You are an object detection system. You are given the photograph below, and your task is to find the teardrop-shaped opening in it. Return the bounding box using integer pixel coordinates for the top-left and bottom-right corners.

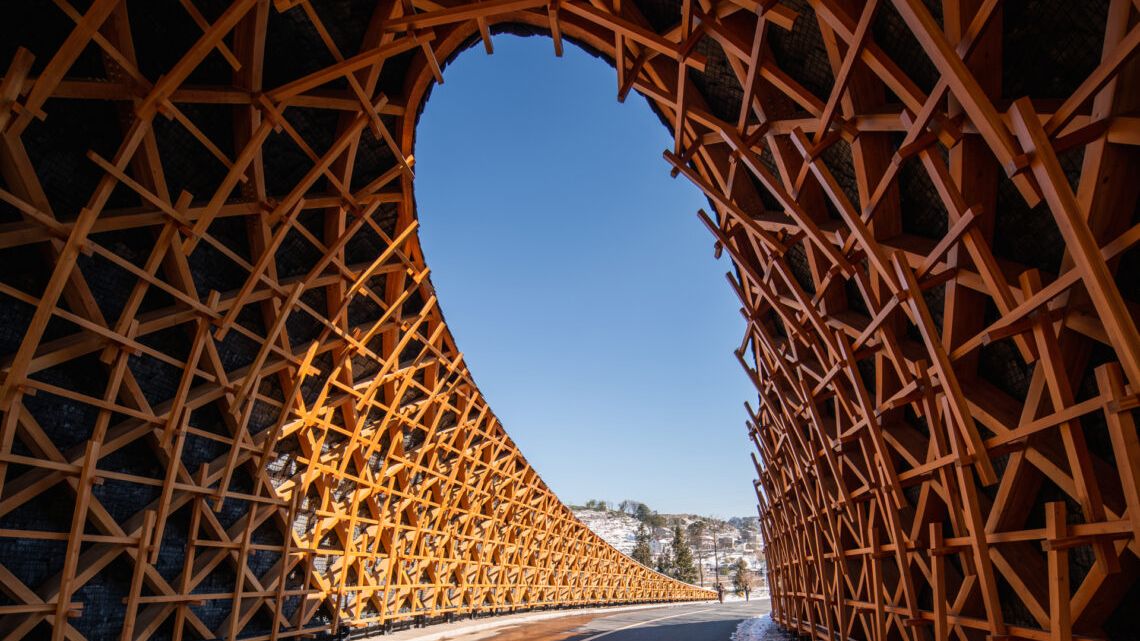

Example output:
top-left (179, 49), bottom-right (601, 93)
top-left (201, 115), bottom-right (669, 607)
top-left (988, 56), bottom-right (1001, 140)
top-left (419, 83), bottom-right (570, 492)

top-left (415, 35), bottom-right (757, 517)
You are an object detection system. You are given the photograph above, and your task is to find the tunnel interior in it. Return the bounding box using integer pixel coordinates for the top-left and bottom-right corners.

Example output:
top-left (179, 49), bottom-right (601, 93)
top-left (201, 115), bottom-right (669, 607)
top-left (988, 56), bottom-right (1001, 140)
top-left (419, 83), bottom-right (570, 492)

top-left (0, 1), bottom-right (1139, 640)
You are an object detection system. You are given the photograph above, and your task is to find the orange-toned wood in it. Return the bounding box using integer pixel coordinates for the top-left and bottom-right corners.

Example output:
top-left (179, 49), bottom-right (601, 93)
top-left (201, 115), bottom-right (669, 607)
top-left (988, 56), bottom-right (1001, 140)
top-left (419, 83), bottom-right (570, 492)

top-left (0, 1), bottom-right (1138, 640)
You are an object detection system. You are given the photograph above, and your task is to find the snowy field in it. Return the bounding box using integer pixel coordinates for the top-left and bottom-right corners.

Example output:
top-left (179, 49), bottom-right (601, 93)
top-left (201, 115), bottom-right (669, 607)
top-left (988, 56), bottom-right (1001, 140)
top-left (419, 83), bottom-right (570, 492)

top-left (573, 509), bottom-right (642, 555)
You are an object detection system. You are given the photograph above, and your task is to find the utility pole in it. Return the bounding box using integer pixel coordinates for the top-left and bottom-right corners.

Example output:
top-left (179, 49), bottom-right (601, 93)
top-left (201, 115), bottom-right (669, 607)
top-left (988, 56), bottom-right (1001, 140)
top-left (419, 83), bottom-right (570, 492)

top-left (712, 523), bottom-right (721, 583)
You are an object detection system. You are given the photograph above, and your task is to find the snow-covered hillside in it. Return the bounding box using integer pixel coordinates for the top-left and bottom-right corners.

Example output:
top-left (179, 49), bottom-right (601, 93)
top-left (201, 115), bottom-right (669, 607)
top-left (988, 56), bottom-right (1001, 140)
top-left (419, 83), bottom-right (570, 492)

top-left (570, 505), bottom-right (766, 590)
top-left (574, 508), bottom-right (642, 555)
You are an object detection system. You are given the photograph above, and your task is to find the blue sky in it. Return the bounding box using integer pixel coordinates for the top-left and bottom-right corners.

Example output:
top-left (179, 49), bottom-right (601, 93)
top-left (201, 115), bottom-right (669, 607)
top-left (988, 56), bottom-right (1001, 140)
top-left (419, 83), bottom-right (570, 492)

top-left (414, 35), bottom-right (758, 517)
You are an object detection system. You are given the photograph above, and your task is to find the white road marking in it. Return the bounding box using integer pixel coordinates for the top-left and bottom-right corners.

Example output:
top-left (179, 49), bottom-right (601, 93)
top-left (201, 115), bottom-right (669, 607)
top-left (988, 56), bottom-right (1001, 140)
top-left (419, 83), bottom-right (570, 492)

top-left (576, 606), bottom-right (718, 640)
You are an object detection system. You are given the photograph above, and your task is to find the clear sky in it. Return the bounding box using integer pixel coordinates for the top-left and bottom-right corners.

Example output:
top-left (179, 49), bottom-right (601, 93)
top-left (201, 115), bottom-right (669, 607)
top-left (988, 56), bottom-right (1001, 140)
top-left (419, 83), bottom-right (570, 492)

top-left (414, 35), bottom-right (759, 517)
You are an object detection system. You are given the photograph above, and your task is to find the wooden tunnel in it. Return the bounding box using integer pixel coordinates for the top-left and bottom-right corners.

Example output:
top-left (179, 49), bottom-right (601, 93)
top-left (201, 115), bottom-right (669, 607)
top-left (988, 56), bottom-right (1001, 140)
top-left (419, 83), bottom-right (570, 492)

top-left (0, 0), bottom-right (1138, 640)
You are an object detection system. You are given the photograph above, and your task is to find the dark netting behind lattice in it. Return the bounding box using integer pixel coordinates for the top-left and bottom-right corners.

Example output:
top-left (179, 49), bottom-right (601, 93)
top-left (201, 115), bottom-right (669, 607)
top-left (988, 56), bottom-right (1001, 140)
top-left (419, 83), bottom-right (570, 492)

top-left (785, 242), bottom-right (816, 296)
top-left (820, 139), bottom-right (860, 210)
top-left (872, 1), bottom-right (941, 95)
top-left (689, 37), bottom-right (743, 124)
top-left (632, 0), bottom-right (682, 34)
top-left (767, 0), bottom-right (834, 105)
top-left (895, 138), bottom-right (949, 241)
top-left (977, 301), bottom-right (1032, 402)
top-left (1003, 0), bottom-right (1110, 100)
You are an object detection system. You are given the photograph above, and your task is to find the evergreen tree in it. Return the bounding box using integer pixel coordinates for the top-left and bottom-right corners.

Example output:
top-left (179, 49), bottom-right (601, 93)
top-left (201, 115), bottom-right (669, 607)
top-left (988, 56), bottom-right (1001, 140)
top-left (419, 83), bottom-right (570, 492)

top-left (655, 547), bottom-right (673, 576)
top-left (688, 520), bottom-right (707, 586)
top-left (632, 524), bottom-right (653, 567)
top-left (635, 503), bottom-right (653, 523)
top-left (619, 500), bottom-right (643, 516)
top-left (732, 558), bottom-right (752, 594)
top-left (671, 523), bottom-right (698, 584)
top-left (645, 512), bottom-right (666, 551)
top-left (633, 501), bottom-right (652, 522)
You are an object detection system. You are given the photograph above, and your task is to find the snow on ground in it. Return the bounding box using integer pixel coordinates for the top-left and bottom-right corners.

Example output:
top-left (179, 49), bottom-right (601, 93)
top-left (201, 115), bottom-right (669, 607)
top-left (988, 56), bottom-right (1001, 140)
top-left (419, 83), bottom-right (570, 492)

top-left (721, 590), bottom-right (769, 603)
top-left (731, 615), bottom-right (770, 641)
top-left (731, 614), bottom-right (795, 641)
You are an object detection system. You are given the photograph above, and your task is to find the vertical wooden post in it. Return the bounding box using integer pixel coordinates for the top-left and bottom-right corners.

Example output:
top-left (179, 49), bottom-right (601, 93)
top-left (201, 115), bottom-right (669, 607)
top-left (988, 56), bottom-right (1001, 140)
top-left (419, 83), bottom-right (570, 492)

top-left (121, 510), bottom-right (156, 641)
top-left (929, 523), bottom-right (947, 641)
top-left (55, 440), bottom-right (100, 641)
top-left (1045, 502), bottom-right (1071, 641)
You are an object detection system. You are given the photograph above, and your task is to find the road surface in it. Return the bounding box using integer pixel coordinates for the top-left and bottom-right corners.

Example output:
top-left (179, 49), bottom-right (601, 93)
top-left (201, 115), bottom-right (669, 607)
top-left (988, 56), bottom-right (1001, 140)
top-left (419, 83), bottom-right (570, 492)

top-left (436, 599), bottom-right (772, 641)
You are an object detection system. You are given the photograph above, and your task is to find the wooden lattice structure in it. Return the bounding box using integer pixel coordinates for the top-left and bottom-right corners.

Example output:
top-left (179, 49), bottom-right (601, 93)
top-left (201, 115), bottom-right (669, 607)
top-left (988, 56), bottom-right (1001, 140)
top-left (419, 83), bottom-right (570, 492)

top-left (1, 0), bottom-right (1139, 640)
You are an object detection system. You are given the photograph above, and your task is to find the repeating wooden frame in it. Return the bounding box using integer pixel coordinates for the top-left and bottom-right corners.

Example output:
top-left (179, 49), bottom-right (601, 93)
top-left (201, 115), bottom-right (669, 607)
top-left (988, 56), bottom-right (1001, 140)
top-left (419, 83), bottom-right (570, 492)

top-left (0, 1), bottom-right (1138, 640)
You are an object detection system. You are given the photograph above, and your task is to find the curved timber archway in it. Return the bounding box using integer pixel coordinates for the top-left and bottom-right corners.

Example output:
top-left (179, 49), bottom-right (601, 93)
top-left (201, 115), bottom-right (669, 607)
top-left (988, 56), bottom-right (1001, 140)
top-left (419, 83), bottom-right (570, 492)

top-left (0, 1), bottom-right (1139, 641)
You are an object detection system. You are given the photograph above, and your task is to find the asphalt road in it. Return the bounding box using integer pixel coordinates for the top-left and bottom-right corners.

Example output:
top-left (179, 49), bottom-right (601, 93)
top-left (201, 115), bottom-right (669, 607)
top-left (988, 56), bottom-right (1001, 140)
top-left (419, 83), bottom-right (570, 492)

top-left (439, 600), bottom-right (772, 641)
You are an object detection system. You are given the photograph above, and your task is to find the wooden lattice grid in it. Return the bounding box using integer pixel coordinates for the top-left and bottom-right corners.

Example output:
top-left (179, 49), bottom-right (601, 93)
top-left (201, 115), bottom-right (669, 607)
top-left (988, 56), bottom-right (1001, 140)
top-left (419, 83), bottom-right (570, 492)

top-left (0, 1), bottom-right (1138, 640)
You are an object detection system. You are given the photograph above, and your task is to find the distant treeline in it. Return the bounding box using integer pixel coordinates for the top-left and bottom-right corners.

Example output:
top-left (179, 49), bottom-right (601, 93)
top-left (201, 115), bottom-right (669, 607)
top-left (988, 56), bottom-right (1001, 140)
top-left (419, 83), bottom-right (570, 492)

top-left (577, 499), bottom-right (761, 589)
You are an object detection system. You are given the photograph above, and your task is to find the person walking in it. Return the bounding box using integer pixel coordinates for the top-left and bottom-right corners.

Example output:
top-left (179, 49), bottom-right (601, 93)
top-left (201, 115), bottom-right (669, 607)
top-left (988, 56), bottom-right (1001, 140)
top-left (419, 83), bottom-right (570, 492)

top-left (716, 582), bottom-right (724, 603)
